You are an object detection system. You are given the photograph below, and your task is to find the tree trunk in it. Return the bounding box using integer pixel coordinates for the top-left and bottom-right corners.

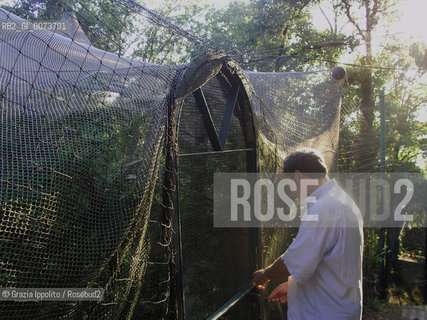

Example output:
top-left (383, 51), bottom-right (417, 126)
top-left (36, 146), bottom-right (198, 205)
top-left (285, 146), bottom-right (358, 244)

top-left (358, 32), bottom-right (377, 171)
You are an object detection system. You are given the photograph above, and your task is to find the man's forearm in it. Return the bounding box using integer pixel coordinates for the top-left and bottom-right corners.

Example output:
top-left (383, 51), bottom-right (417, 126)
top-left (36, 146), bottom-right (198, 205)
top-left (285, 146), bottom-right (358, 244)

top-left (263, 257), bottom-right (290, 281)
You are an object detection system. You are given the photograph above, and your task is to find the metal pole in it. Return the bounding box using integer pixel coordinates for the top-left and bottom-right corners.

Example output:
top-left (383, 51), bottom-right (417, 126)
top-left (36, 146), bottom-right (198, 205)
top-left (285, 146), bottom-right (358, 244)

top-left (378, 89), bottom-right (387, 299)
top-left (380, 90), bottom-right (386, 174)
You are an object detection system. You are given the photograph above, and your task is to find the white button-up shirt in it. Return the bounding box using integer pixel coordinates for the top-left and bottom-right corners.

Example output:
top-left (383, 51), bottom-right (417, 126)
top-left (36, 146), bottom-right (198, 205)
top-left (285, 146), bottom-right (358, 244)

top-left (281, 179), bottom-right (363, 320)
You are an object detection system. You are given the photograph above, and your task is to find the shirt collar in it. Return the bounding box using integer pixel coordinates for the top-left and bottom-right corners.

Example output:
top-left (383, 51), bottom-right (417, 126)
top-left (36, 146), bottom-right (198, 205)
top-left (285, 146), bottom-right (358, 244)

top-left (309, 178), bottom-right (337, 198)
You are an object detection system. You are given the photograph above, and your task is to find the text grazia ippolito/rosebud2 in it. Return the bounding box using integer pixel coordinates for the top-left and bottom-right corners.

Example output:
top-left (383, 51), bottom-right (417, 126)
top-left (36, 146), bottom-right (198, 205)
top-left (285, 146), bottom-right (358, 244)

top-left (0, 288), bottom-right (103, 301)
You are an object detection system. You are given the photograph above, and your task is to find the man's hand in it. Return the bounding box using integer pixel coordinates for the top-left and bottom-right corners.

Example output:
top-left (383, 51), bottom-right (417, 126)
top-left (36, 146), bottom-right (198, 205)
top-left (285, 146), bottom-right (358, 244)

top-left (252, 269), bottom-right (270, 290)
top-left (268, 282), bottom-right (288, 303)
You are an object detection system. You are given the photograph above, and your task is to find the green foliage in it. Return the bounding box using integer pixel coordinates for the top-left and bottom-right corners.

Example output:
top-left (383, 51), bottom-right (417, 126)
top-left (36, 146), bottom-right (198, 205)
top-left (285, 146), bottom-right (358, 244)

top-left (340, 39), bottom-right (427, 173)
top-left (128, 0), bottom-right (208, 64)
top-left (76, 0), bottom-right (138, 54)
top-left (338, 1), bottom-right (426, 303)
top-left (203, 0), bottom-right (351, 71)
top-left (1, 0), bottom-right (137, 54)
top-left (363, 228), bottom-right (381, 302)
top-left (2, 0), bottom-right (74, 20)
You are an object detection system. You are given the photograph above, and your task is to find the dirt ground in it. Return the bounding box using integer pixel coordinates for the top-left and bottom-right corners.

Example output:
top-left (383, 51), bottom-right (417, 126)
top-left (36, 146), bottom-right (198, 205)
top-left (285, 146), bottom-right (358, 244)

top-left (363, 255), bottom-right (426, 320)
top-left (363, 304), bottom-right (404, 320)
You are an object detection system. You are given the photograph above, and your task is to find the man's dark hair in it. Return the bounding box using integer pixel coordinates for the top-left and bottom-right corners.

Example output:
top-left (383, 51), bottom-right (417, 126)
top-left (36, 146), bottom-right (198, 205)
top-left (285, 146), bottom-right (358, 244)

top-left (283, 148), bottom-right (328, 175)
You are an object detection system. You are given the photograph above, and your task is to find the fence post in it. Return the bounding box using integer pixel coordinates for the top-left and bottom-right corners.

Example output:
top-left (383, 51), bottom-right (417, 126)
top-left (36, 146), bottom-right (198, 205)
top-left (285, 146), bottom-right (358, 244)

top-left (378, 89), bottom-right (387, 300)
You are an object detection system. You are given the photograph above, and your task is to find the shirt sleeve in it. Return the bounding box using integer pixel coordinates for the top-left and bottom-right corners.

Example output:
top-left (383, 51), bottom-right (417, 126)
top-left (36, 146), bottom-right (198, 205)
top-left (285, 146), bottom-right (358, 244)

top-left (281, 222), bottom-right (339, 284)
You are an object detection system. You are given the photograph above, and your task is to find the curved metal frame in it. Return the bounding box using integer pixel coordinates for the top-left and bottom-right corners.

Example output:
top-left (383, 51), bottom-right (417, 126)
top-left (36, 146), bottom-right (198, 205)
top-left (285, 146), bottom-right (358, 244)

top-left (169, 50), bottom-right (259, 320)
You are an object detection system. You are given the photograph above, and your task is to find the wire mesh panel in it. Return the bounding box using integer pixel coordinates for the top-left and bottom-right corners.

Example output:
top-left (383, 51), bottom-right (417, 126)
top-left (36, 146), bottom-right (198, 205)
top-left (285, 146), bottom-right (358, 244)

top-left (177, 66), bottom-right (257, 319)
top-left (178, 152), bottom-right (254, 319)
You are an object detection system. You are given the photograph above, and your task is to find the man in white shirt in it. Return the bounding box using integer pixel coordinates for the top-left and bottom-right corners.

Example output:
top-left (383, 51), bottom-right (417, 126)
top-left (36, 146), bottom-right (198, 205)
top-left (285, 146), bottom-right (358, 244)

top-left (252, 148), bottom-right (363, 320)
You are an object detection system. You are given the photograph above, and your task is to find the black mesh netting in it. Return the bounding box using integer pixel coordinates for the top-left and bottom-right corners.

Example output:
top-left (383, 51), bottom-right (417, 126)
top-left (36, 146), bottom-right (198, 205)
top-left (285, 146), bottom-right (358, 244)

top-left (177, 66), bottom-right (257, 319)
top-left (0, 1), bottom-right (344, 319)
top-left (0, 4), bottom-right (181, 319)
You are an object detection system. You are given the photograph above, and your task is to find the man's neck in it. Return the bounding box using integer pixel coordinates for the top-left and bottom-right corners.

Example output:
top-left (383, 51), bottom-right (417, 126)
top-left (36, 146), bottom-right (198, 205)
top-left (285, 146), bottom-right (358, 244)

top-left (306, 177), bottom-right (328, 196)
